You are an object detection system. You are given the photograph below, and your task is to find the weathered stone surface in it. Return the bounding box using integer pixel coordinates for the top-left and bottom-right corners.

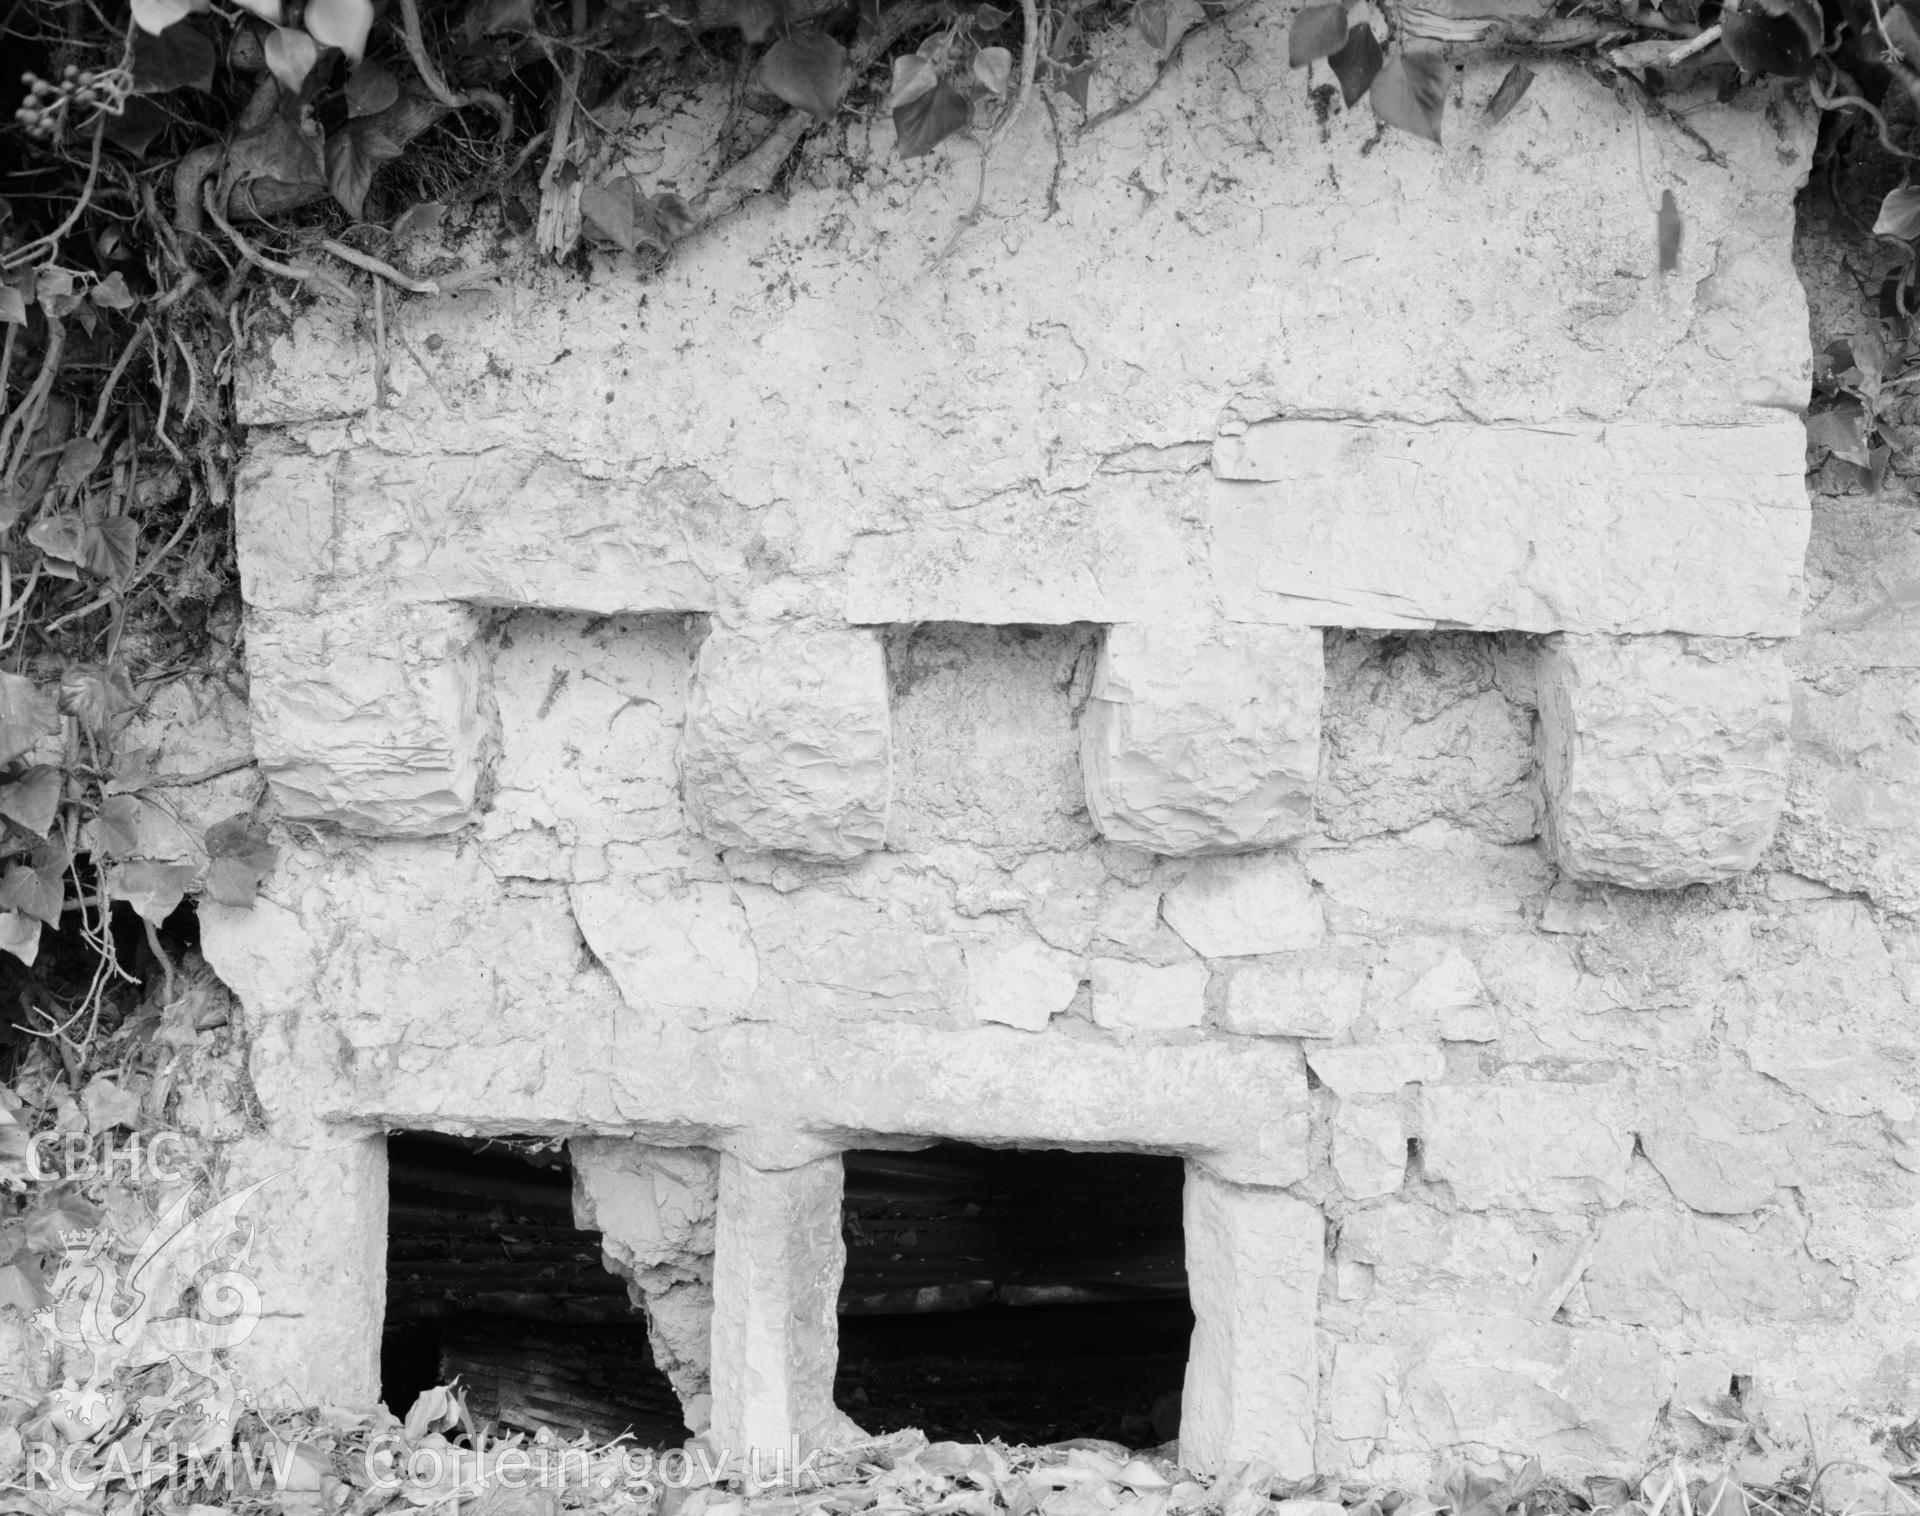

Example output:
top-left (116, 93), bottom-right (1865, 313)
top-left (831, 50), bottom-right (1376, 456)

top-left (1332, 1100), bottom-right (1408, 1201)
top-left (1091, 958), bottom-right (1210, 1032)
top-left (1375, 942), bottom-right (1500, 1043)
top-left (1163, 853), bottom-right (1324, 958)
top-left (1211, 422), bottom-right (1808, 636)
top-left (967, 936), bottom-right (1082, 1030)
top-left (886, 625), bottom-right (1095, 853)
top-left (710, 1153), bottom-right (852, 1452)
top-left (1538, 635), bottom-right (1792, 888)
top-left (1335, 1205), bottom-right (1591, 1320)
top-left (485, 612), bottom-right (691, 861)
top-left (1308, 1044), bottom-right (1445, 1098)
top-left (571, 1140), bottom-right (718, 1423)
top-left (572, 879), bottom-right (759, 1028)
top-left (1328, 1343), bottom-right (1398, 1441)
top-left (225, 1130), bottom-right (386, 1409)
top-left (247, 601), bottom-right (490, 834)
top-left (1219, 950), bottom-right (1372, 1039)
top-left (1384, 1312), bottom-right (1665, 1468)
top-left (1422, 1085), bottom-right (1633, 1210)
top-left (1307, 827), bottom-right (1550, 931)
top-left (681, 625), bottom-right (891, 859)
top-left (1319, 633), bottom-right (1538, 846)
top-left (1637, 1079), bottom-right (1785, 1215)
top-left (1583, 1210), bottom-right (1855, 1328)
top-left (1181, 1172), bottom-right (1323, 1477)
top-left (1081, 624), bottom-right (1322, 855)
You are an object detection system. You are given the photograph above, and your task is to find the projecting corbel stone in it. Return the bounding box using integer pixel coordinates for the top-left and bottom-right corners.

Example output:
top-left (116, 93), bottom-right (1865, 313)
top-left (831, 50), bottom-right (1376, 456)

top-left (247, 600), bottom-right (491, 835)
top-left (709, 1151), bottom-right (862, 1456)
top-left (1536, 634), bottom-right (1791, 889)
top-left (680, 625), bottom-right (891, 859)
top-left (1081, 623), bottom-right (1322, 855)
top-left (1179, 1169), bottom-right (1323, 1478)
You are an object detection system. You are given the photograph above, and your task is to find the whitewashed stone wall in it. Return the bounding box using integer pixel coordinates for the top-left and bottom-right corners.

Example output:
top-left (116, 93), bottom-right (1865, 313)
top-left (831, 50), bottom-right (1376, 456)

top-left (176, 7), bottom-right (1918, 1494)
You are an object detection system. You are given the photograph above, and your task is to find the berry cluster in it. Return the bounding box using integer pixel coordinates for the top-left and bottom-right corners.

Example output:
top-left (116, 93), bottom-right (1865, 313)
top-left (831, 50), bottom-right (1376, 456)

top-left (13, 66), bottom-right (120, 144)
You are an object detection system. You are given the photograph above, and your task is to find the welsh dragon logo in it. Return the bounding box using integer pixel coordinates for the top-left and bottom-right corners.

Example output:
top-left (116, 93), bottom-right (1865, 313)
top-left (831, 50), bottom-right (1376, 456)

top-left (35, 1177), bottom-right (274, 1430)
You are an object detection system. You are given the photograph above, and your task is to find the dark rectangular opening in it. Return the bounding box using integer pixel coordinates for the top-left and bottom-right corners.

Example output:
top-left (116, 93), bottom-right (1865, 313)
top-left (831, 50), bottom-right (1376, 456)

top-left (383, 1132), bottom-right (688, 1445)
top-left (836, 1142), bottom-right (1190, 1448)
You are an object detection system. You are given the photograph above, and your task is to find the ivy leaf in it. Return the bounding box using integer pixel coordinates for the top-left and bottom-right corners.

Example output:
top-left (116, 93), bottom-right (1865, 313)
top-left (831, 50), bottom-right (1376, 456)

top-left (1060, 61), bottom-right (1093, 108)
top-left (326, 86), bottom-right (451, 218)
top-left (1134, 0), bottom-right (1170, 49)
top-left (889, 53), bottom-right (938, 111)
top-left (234, 0), bottom-right (285, 21)
top-left (103, 97), bottom-right (171, 158)
top-left (55, 439), bottom-right (102, 491)
top-left (0, 767), bottom-right (62, 838)
top-left (346, 58), bottom-right (399, 117)
top-left (130, 14), bottom-right (217, 89)
top-left (26, 513), bottom-right (84, 579)
top-left (90, 273), bottom-right (137, 311)
top-left (1326, 23), bottom-right (1382, 106)
top-left (94, 795), bottom-right (142, 858)
top-left (263, 25), bottom-right (319, 93)
top-left (0, 285), bottom-right (27, 326)
top-left (225, 103), bottom-right (328, 206)
top-left (1807, 398), bottom-right (1871, 465)
top-left (973, 45), bottom-right (1013, 95)
top-left (1483, 62), bottom-right (1533, 122)
top-left (130, 0), bottom-right (210, 34)
top-left (108, 861), bottom-right (195, 926)
top-left (204, 817), bottom-right (279, 908)
top-left (1875, 184), bottom-right (1920, 240)
top-left (718, 0), bottom-right (783, 41)
top-left (0, 676), bottom-right (57, 768)
top-left (1289, 3), bottom-right (1348, 65)
top-left (81, 518), bottom-right (140, 581)
top-left (1369, 52), bottom-right (1446, 143)
top-left (893, 79), bottom-right (971, 157)
top-left (58, 663), bottom-right (136, 733)
top-left (0, 914), bottom-right (40, 969)
top-left (1657, 188), bottom-right (1683, 273)
top-left (580, 177), bottom-right (690, 254)
top-left (757, 32), bottom-right (848, 120)
top-left (306, 0), bottom-right (374, 59)
top-left (1719, 0), bottom-right (1821, 76)
top-left (0, 862), bottom-right (63, 929)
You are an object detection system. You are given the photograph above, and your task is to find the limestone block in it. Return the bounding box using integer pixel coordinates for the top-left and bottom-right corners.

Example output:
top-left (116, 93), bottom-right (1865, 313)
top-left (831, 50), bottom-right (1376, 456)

top-left (1080, 623), bottom-right (1322, 855)
top-left (1337, 1204), bottom-right (1591, 1319)
top-left (571, 1140), bottom-right (719, 1421)
top-left (1210, 420), bottom-right (1809, 636)
top-left (1307, 829), bottom-right (1550, 931)
top-left (247, 601), bottom-right (489, 835)
top-left (572, 879), bottom-right (758, 1027)
top-left (709, 1152), bottom-right (850, 1454)
top-left (681, 625), bottom-right (891, 859)
top-left (1537, 634), bottom-right (1791, 888)
top-left (1583, 1210), bottom-right (1854, 1329)
top-left (1163, 853), bottom-right (1324, 958)
top-left (1332, 1100), bottom-right (1408, 1201)
top-left (1090, 958), bottom-right (1209, 1031)
top-left (1328, 1342), bottom-right (1398, 1441)
top-left (966, 937), bottom-right (1082, 1030)
top-left (235, 439), bottom-right (335, 612)
top-left (1180, 1170), bottom-right (1323, 1477)
top-left (225, 1131), bottom-right (385, 1408)
top-left (1636, 1076), bottom-right (1785, 1214)
top-left (1421, 1084), bottom-right (1633, 1210)
top-left (1386, 1311), bottom-right (1664, 1468)
top-left (1220, 951), bottom-right (1371, 1038)
top-left (1308, 1044), bottom-right (1445, 1098)
top-left (1375, 942), bottom-right (1500, 1042)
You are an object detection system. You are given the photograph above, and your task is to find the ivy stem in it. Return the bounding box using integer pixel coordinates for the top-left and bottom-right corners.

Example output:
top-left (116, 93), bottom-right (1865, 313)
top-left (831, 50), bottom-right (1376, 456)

top-left (395, 0), bottom-right (515, 144)
top-left (1662, 22), bottom-right (1720, 63)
